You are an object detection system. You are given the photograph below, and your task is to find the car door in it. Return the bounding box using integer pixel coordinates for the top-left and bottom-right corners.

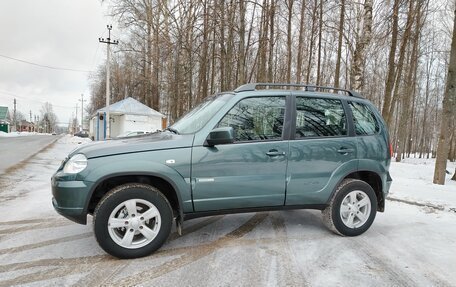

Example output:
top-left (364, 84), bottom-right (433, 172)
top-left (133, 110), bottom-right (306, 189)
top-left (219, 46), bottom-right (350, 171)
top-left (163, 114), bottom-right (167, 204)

top-left (191, 96), bottom-right (289, 211)
top-left (285, 96), bottom-right (358, 205)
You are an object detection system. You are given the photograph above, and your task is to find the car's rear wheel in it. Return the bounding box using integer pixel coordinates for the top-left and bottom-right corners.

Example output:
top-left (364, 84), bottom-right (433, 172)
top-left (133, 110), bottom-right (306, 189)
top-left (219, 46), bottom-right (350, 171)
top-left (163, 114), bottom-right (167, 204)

top-left (322, 179), bottom-right (377, 236)
top-left (93, 183), bottom-right (173, 259)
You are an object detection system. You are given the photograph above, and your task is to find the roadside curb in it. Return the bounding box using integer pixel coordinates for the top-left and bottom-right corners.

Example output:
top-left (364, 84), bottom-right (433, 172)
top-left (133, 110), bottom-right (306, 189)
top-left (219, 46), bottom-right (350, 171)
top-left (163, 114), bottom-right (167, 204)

top-left (386, 196), bottom-right (456, 213)
top-left (2, 135), bottom-right (62, 175)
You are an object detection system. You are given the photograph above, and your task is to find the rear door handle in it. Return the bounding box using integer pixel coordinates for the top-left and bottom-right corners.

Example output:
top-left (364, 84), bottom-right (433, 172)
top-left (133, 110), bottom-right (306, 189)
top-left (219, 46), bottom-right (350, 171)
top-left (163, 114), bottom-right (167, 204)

top-left (337, 148), bottom-right (355, 154)
top-left (266, 150), bottom-right (286, 157)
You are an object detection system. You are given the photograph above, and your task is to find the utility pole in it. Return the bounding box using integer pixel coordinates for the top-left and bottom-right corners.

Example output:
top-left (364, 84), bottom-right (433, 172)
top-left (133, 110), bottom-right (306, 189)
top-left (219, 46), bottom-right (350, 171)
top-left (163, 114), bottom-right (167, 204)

top-left (79, 94), bottom-right (85, 131)
top-left (29, 110), bottom-right (32, 132)
top-left (99, 25), bottom-right (118, 139)
top-left (75, 104), bottom-right (78, 134)
top-left (13, 98), bottom-right (16, 132)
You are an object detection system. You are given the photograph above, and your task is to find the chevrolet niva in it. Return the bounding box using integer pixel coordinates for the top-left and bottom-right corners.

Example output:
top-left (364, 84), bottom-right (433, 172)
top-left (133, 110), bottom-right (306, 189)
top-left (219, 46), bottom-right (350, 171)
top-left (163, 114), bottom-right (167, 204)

top-left (52, 83), bottom-right (392, 259)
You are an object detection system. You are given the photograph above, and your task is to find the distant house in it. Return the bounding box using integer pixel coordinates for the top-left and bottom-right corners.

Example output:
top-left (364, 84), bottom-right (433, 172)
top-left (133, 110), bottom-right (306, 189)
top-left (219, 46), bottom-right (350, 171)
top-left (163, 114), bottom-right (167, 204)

top-left (0, 106), bottom-right (10, 133)
top-left (89, 97), bottom-right (166, 140)
top-left (19, 120), bottom-right (35, 132)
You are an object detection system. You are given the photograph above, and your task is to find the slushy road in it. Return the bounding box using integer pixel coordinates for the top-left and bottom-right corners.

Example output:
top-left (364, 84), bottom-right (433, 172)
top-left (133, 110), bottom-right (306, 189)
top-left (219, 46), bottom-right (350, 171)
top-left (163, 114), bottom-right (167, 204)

top-left (0, 135), bottom-right (59, 174)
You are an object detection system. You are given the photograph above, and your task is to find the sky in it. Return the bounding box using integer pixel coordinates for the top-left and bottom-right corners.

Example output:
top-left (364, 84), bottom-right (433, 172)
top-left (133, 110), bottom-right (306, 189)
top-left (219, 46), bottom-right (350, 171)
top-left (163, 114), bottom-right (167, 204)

top-left (0, 0), bottom-right (112, 126)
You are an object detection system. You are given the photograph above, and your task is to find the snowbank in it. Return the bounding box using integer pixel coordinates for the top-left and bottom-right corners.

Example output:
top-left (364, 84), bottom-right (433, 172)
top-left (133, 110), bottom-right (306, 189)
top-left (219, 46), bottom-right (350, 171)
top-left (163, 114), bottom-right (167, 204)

top-left (389, 158), bottom-right (456, 211)
top-left (57, 135), bottom-right (92, 145)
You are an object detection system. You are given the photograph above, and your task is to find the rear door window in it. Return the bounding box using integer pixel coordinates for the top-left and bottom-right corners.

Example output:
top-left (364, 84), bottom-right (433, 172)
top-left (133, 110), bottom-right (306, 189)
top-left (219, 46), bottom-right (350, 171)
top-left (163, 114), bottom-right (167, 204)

top-left (349, 102), bottom-right (380, 135)
top-left (295, 97), bottom-right (347, 138)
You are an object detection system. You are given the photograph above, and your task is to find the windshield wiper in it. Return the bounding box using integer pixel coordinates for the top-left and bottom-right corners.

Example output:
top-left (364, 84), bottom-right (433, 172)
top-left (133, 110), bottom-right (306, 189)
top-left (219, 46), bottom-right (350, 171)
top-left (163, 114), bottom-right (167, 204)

top-left (165, 127), bottom-right (179, 134)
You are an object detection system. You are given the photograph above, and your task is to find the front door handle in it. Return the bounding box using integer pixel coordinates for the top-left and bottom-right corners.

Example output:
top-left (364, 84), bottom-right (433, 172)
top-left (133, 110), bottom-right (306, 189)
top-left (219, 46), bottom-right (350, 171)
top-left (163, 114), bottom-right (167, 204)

top-left (266, 150), bottom-right (286, 157)
top-left (337, 148), bottom-right (355, 154)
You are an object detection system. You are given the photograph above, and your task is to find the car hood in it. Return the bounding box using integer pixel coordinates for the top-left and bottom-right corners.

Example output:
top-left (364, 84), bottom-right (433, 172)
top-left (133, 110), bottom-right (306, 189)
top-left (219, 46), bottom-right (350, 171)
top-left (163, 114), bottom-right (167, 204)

top-left (70, 131), bottom-right (194, 159)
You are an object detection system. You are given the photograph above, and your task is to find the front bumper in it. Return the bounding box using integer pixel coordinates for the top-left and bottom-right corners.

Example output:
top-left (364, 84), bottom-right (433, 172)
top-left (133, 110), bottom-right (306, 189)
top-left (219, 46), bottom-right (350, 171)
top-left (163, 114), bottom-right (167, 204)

top-left (52, 175), bottom-right (94, 224)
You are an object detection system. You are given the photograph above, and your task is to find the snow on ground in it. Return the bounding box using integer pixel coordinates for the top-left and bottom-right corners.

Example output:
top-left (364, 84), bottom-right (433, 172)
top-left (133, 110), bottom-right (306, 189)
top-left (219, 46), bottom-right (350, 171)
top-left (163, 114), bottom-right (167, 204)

top-left (57, 134), bottom-right (92, 145)
top-left (389, 158), bottom-right (456, 210)
top-left (0, 139), bottom-right (455, 286)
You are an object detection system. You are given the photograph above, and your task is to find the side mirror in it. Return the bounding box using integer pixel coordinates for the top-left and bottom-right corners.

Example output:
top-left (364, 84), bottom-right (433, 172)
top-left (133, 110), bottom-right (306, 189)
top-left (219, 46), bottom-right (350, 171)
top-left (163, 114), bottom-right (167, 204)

top-left (204, 127), bottom-right (235, 147)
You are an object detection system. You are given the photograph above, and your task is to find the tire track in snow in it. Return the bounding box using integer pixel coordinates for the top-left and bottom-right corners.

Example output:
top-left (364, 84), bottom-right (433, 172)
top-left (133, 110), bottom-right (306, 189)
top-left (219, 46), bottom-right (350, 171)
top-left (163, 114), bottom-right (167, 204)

top-left (270, 212), bottom-right (309, 286)
top-left (110, 212), bottom-right (268, 287)
top-left (73, 215), bottom-right (225, 286)
top-left (0, 218), bottom-right (59, 226)
top-left (350, 237), bottom-right (416, 286)
top-left (0, 232), bottom-right (93, 255)
top-left (0, 216), bottom-right (225, 286)
top-left (358, 230), bottom-right (454, 286)
top-left (0, 220), bottom-right (72, 235)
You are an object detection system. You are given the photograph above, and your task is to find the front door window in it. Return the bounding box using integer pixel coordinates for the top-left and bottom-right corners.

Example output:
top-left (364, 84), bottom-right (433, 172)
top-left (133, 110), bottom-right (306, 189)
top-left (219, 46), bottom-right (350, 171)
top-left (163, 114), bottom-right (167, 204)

top-left (217, 97), bottom-right (286, 142)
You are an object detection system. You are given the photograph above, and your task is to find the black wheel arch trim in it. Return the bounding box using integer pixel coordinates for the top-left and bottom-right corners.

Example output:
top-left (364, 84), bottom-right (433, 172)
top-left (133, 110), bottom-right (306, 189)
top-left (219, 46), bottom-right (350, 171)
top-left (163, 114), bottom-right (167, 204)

top-left (82, 172), bottom-right (185, 223)
top-left (325, 169), bottom-right (383, 206)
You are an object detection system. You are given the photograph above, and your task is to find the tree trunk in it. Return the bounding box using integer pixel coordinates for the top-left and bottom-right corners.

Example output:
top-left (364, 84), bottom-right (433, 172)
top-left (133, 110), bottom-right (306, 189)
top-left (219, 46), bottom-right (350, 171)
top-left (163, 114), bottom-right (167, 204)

top-left (396, 1), bottom-right (421, 162)
top-left (226, 0), bottom-right (235, 90)
top-left (419, 51), bottom-right (434, 158)
top-left (152, 3), bottom-right (160, 110)
top-left (257, 0), bottom-right (269, 83)
top-left (386, 0), bottom-right (415, 128)
top-left (349, 0), bottom-right (373, 91)
top-left (306, 0), bottom-right (318, 83)
top-left (382, 0), bottom-right (400, 126)
top-left (219, 0), bottom-right (226, 91)
top-left (267, 1), bottom-right (275, 82)
top-left (286, 0), bottom-right (294, 83)
top-left (316, 0), bottom-right (323, 86)
top-left (237, 0), bottom-right (246, 85)
top-left (210, 6), bottom-right (217, 94)
top-left (434, 7), bottom-right (456, 185)
top-left (197, 0), bottom-right (209, 102)
top-left (296, 0), bottom-right (306, 83)
top-left (334, 0), bottom-right (345, 88)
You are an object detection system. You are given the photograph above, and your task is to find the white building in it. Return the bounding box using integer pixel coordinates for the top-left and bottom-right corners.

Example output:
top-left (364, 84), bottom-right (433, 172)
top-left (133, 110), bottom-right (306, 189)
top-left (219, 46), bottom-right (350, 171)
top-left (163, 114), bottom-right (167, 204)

top-left (90, 97), bottom-right (166, 140)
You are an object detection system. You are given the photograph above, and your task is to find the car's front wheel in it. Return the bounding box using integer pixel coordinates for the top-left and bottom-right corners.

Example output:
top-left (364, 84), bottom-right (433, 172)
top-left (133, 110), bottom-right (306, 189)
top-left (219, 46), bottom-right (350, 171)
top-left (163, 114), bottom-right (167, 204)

top-left (322, 179), bottom-right (377, 236)
top-left (93, 183), bottom-right (173, 259)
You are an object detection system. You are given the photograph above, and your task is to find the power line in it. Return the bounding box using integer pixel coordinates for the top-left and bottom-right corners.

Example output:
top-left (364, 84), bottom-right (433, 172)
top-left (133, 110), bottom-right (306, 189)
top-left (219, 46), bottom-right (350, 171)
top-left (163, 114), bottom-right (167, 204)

top-left (0, 53), bottom-right (94, 73)
top-left (0, 90), bottom-right (74, 110)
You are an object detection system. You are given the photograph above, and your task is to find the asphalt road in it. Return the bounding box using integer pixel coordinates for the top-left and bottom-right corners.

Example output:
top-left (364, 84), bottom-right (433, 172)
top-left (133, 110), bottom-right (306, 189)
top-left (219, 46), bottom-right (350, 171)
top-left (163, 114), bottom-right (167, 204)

top-left (0, 137), bottom-right (455, 286)
top-left (0, 135), bottom-right (59, 174)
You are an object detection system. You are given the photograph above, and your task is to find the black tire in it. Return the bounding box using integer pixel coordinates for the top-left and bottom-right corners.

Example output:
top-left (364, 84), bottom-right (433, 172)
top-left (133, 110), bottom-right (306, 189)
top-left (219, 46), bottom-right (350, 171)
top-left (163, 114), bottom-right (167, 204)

top-left (322, 179), bottom-right (377, 236)
top-left (93, 183), bottom-right (173, 259)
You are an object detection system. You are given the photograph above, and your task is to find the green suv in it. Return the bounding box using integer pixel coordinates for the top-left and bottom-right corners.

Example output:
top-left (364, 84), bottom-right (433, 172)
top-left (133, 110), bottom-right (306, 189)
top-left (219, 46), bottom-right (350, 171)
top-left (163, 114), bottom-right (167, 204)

top-left (52, 83), bottom-right (392, 259)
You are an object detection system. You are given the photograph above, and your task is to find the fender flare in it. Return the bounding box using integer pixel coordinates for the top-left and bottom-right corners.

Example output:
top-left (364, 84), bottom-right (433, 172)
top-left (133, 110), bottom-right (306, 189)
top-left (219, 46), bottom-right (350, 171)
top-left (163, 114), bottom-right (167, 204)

top-left (82, 170), bottom-right (187, 222)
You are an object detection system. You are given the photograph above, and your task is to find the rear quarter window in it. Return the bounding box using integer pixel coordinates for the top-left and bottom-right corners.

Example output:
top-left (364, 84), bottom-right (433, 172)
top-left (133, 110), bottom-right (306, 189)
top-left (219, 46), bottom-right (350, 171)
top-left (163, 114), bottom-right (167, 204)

top-left (349, 102), bottom-right (380, 135)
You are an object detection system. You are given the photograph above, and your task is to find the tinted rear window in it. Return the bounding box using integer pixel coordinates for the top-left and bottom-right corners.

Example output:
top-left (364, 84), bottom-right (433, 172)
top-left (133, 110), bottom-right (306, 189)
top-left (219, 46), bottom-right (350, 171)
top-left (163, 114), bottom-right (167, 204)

top-left (295, 97), bottom-right (347, 138)
top-left (349, 102), bottom-right (380, 135)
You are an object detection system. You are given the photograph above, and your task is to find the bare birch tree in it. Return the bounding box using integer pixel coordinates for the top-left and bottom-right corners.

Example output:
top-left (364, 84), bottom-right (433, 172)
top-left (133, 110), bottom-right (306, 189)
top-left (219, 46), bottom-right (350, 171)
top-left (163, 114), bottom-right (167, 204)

top-left (434, 6), bottom-right (456, 185)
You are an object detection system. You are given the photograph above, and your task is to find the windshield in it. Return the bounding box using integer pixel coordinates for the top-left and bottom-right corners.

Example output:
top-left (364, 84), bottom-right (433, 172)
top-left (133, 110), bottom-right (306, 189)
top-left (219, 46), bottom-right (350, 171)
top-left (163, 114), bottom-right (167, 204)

top-left (170, 93), bottom-right (233, 134)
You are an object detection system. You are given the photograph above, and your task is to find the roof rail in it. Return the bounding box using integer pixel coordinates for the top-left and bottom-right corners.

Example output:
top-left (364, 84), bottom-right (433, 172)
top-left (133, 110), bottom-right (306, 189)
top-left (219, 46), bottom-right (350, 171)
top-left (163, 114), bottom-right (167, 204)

top-left (234, 83), bottom-right (362, 98)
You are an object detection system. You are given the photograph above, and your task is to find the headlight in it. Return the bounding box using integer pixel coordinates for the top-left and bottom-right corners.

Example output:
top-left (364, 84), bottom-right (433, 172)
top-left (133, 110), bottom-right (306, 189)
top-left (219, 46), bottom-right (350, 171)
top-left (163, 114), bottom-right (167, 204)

top-left (63, 154), bottom-right (88, 174)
